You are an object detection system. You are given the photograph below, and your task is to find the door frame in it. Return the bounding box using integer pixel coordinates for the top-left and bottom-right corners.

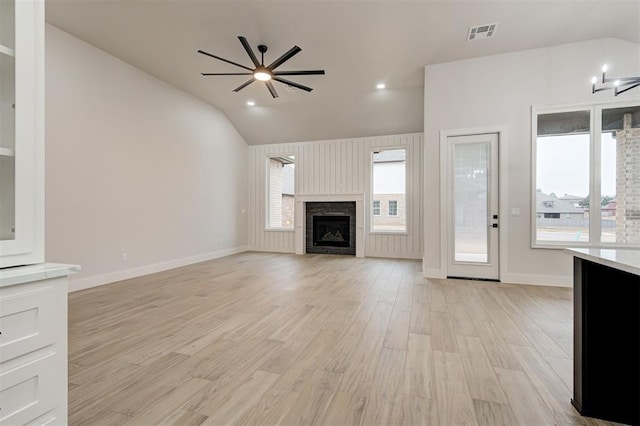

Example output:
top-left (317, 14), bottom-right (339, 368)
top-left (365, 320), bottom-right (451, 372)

top-left (439, 125), bottom-right (508, 280)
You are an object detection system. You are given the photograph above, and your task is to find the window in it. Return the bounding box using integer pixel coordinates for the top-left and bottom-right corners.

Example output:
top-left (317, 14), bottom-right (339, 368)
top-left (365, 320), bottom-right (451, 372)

top-left (372, 200), bottom-right (381, 216)
top-left (267, 155), bottom-right (295, 229)
top-left (388, 200), bottom-right (398, 216)
top-left (372, 148), bottom-right (406, 232)
top-left (533, 102), bottom-right (640, 247)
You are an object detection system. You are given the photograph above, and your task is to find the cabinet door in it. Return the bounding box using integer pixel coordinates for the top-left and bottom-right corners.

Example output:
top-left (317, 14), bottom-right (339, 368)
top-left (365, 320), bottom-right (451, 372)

top-left (0, 351), bottom-right (56, 425)
top-left (0, 0), bottom-right (44, 268)
top-left (0, 284), bottom-right (57, 363)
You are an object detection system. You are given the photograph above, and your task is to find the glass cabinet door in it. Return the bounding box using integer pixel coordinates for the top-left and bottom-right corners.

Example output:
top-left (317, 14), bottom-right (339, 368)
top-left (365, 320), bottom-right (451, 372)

top-left (0, 0), bottom-right (44, 267)
top-left (0, 0), bottom-right (15, 242)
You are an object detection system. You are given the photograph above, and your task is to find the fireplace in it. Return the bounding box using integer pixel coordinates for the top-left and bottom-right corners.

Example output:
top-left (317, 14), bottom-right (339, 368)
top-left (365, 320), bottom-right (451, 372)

top-left (313, 216), bottom-right (350, 247)
top-left (305, 201), bottom-right (356, 255)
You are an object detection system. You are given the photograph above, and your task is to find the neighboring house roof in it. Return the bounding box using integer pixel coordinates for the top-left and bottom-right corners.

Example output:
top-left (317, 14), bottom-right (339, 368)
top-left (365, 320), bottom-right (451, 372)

top-left (537, 192), bottom-right (585, 213)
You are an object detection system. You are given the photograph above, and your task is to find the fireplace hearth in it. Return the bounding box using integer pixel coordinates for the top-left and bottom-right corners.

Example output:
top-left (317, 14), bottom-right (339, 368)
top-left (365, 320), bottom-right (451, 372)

top-left (305, 201), bottom-right (356, 255)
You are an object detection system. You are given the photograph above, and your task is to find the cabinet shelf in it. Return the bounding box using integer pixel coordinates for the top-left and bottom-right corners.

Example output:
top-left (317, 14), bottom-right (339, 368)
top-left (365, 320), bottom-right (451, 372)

top-left (0, 44), bottom-right (15, 57)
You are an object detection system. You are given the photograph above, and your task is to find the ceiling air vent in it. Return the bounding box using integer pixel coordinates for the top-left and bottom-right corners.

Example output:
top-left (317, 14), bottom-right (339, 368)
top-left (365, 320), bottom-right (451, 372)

top-left (467, 23), bottom-right (498, 41)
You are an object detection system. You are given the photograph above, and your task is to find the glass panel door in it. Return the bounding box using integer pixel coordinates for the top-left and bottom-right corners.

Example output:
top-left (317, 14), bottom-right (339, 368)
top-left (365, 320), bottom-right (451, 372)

top-left (447, 133), bottom-right (499, 280)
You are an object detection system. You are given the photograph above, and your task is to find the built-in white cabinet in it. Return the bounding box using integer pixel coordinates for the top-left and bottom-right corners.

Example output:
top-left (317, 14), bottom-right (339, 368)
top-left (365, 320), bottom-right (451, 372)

top-left (0, 265), bottom-right (77, 425)
top-left (0, 0), bottom-right (44, 268)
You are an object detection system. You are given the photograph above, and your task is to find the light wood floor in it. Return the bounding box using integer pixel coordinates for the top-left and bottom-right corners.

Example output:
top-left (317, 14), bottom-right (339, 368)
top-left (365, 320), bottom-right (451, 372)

top-left (68, 252), bottom-right (615, 426)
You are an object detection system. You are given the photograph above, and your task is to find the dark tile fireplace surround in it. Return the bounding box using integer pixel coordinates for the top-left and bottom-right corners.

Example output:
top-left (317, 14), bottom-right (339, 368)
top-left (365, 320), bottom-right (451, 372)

top-left (305, 202), bottom-right (356, 255)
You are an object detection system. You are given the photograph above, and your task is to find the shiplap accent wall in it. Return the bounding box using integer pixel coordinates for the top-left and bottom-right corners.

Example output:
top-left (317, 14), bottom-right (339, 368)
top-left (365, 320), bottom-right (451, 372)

top-left (249, 133), bottom-right (423, 259)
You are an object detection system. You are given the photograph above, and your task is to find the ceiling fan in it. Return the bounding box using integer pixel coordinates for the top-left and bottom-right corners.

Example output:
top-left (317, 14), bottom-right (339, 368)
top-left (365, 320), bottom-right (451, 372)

top-left (198, 36), bottom-right (325, 98)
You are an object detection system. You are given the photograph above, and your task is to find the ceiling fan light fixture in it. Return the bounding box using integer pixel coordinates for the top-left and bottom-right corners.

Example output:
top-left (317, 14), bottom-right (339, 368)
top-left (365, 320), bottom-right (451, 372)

top-left (199, 36), bottom-right (324, 98)
top-left (254, 70), bottom-right (272, 81)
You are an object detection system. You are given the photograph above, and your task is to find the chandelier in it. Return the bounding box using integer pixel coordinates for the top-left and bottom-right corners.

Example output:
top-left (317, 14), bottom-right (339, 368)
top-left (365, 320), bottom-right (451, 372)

top-left (591, 64), bottom-right (640, 96)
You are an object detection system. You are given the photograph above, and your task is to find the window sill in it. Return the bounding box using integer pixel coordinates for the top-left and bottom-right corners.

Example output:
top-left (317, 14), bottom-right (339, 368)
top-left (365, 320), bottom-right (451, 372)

top-left (265, 228), bottom-right (295, 233)
top-left (533, 242), bottom-right (640, 250)
top-left (369, 230), bottom-right (409, 236)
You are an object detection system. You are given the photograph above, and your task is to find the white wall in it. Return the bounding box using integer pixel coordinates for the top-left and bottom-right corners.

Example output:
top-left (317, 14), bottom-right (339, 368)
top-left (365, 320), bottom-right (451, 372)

top-left (249, 133), bottom-right (423, 259)
top-left (424, 38), bottom-right (640, 286)
top-left (45, 25), bottom-right (249, 291)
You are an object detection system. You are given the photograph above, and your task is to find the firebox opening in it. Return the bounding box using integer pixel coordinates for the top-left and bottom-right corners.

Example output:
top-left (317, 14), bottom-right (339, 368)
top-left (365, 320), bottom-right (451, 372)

top-left (313, 216), bottom-right (350, 247)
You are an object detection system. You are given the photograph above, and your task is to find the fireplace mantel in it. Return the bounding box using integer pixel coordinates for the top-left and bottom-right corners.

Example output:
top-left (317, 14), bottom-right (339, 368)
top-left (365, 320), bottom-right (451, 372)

top-left (294, 194), bottom-right (365, 257)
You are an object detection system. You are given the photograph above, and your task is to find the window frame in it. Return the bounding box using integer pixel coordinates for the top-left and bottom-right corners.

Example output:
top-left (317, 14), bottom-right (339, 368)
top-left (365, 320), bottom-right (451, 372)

top-left (265, 153), bottom-right (295, 232)
top-left (388, 200), bottom-right (398, 216)
top-left (372, 200), bottom-right (381, 216)
top-left (531, 98), bottom-right (640, 249)
top-left (369, 146), bottom-right (409, 235)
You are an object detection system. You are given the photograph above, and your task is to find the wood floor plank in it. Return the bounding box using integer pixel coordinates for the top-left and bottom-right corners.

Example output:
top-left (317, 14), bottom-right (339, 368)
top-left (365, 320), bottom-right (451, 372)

top-left (427, 279), bottom-right (448, 312)
top-left (361, 392), bottom-right (439, 426)
top-left (494, 366), bottom-right (557, 425)
top-left (123, 377), bottom-right (212, 425)
top-left (198, 370), bottom-right (281, 424)
top-left (404, 333), bottom-right (435, 399)
top-left (69, 408), bottom-right (132, 426)
top-left (279, 382), bottom-right (336, 425)
top-left (274, 329), bottom-right (340, 392)
top-left (336, 332), bottom-right (385, 397)
top-left (473, 399), bottom-right (519, 426)
top-left (544, 354), bottom-right (573, 391)
top-left (457, 335), bottom-right (508, 404)
top-left (433, 350), bottom-right (478, 426)
top-left (511, 344), bottom-right (584, 424)
top-left (430, 311), bottom-right (458, 352)
top-left (234, 388), bottom-right (300, 426)
top-left (317, 390), bottom-right (368, 426)
top-left (388, 395), bottom-right (440, 425)
top-left (371, 347), bottom-right (406, 402)
top-left (409, 299), bottom-right (432, 335)
top-left (443, 283), bottom-right (479, 337)
top-left (383, 309), bottom-right (410, 350)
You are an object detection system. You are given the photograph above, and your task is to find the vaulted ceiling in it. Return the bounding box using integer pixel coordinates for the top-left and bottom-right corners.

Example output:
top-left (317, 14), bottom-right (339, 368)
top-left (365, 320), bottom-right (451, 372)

top-left (46, 1), bottom-right (640, 145)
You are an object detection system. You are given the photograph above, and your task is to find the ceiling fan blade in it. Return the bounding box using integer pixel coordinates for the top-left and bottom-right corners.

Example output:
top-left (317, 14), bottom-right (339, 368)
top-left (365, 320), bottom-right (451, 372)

top-left (273, 77), bottom-right (313, 92)
top-left (233, 79), bottom-right (255, 92)
top-left (265, 81), bottom-right (279, 98)
top-left (273, 70), bottom-right (325, 76)
top-left (197, 49), bottom-right (253, 71)
top-left (267, 46), bottom-right (301, 71)
top-left (238, 36), bottom-right (260, 68)
top-left (201, 73), bottom-right (253, 76)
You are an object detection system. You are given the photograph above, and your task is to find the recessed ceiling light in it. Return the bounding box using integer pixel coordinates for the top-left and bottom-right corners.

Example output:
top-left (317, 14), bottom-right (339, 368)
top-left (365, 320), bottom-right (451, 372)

top-left (376, 83), bottom-right (386, 89)
top-left (246, 100), bottom-right (256, 106)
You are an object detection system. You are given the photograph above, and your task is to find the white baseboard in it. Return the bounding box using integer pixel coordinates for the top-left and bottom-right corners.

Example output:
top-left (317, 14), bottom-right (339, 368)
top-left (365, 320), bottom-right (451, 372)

top-left (500, 272), bottom-right (572, 288)
top-left (365, 251), bottom-right (422, 260)
top-left (68, 246), bottom-right (249, 292)
top-left (423, 267), bottom-right (446, 279)
top-left (421, 267), bottom-right (571, 287)
top-left (249, 246), bottom-right (295, 254)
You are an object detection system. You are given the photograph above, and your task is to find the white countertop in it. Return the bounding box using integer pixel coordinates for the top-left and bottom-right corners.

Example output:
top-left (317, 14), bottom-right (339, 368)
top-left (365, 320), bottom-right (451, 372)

top-left (0, 263), bottom-right (81, 287)
top-left (566, 248), bottom-right (640, 276)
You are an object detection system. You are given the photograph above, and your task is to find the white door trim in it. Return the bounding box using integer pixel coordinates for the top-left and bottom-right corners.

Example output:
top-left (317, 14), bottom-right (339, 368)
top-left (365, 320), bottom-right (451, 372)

top-left (439, 125), bottom-right (508, 281)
